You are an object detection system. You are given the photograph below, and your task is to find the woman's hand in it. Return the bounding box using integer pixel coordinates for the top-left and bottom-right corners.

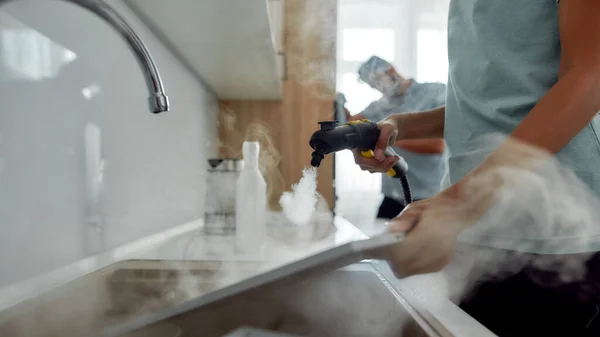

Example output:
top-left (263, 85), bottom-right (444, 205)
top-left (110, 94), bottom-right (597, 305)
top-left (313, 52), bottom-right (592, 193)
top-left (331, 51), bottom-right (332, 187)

top-left (381, 138), bottom-right (551, 278)
top-left (351, 107), bottom-right (446, 172)
top-left (382, 179), bottom-right (492, 278)
top-left (352, 118), bottom-right (401, 173)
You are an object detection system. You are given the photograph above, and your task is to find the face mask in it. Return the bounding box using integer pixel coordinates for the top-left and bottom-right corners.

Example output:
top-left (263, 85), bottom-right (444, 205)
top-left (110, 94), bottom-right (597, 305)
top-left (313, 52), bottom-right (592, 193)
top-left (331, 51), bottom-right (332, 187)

top-left (372, 74), bottom-right (402, 98)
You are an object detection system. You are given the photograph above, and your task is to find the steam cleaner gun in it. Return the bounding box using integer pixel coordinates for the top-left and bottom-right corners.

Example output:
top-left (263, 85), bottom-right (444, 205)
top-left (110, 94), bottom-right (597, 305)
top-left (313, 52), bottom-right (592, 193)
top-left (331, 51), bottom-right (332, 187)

top-left (309, 120), bottom-right (412, 204)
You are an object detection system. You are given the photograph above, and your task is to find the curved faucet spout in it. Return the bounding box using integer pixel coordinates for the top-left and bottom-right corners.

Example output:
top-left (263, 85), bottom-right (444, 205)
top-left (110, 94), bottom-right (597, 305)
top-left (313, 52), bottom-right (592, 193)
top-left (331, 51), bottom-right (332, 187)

top-left (0, 0), bottom-right (170, 113)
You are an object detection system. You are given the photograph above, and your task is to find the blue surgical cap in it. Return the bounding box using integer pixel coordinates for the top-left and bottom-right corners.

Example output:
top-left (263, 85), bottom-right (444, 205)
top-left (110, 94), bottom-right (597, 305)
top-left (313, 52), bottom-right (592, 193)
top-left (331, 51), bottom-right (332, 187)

top-left (358, 56), bottom-right (393, 82)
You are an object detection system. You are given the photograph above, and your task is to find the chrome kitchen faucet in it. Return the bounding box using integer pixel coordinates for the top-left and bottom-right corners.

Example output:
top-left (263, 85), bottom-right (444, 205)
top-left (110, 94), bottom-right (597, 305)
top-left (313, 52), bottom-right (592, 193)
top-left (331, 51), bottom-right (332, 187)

top-left (0, 0), bottom-right (170, 113)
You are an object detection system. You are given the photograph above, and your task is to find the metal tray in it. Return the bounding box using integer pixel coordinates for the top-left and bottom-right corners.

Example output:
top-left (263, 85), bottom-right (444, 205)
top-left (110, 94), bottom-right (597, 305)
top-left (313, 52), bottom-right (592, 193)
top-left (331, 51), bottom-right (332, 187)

top-left (108, 262), bottom-right (446, 337)
top-left (103, 233), bottom-right (405, 336)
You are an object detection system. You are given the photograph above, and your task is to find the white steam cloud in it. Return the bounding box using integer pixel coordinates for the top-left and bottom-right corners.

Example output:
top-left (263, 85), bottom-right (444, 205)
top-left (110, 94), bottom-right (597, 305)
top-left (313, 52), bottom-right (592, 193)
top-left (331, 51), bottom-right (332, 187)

top-left (440, 134), bottom-right (600, 301)
top-left (279, 167), bottom-right (319, 226)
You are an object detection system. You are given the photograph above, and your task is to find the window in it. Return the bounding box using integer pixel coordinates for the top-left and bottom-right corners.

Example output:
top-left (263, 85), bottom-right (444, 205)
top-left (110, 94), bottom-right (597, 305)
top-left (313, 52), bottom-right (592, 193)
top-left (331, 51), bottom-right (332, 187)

top-left (416, 28), bottom-right (448, 84)
top-left (342, 28), bottom-right (395, 62)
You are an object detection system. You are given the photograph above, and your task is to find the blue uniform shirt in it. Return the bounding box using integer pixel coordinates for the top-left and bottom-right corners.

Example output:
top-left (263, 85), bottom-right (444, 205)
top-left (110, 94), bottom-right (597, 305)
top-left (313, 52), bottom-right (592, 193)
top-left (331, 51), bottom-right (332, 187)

top-left (445, 0), bottom-right (600, 254)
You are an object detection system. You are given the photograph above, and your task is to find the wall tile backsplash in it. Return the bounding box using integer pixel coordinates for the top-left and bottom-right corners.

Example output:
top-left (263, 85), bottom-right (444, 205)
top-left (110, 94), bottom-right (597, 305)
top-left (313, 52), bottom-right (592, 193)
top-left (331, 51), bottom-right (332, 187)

top-left (0, 1), bottom-right (217, 287)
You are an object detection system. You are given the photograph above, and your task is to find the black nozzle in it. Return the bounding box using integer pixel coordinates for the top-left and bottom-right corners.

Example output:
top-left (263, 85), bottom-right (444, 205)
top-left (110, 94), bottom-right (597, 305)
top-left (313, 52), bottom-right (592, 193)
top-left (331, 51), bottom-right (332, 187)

top-left (318, 120), bottom-right (338, 131)
top-left (310, 151), bottom-right (325, 167)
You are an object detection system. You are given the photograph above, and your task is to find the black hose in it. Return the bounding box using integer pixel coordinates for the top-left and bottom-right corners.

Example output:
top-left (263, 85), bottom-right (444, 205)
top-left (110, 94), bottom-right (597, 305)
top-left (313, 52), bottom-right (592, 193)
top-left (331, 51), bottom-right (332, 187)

top-left (397, 172), bottom-right (412, 205)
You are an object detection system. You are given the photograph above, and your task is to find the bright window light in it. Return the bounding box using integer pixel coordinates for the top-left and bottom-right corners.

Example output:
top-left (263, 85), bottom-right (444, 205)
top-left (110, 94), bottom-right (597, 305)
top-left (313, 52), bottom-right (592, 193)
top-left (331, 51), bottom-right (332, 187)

top-left (342, 28), bottom-right (395, 62)
top-left (416, 29), bottom-right (448, 84)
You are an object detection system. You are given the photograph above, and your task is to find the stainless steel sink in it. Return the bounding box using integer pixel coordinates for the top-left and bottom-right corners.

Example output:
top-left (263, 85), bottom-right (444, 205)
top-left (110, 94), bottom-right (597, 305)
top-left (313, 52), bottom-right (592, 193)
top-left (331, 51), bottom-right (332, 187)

top-left (0, 259), bottom-right (269, 337)
top-left (115, 262), bottom-right (438, 337)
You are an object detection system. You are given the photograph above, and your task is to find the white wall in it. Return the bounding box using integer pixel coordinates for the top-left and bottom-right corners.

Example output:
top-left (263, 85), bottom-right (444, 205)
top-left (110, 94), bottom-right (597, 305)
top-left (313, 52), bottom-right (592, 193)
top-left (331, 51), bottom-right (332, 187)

top-left (0, 1), bottom-right (218, 287)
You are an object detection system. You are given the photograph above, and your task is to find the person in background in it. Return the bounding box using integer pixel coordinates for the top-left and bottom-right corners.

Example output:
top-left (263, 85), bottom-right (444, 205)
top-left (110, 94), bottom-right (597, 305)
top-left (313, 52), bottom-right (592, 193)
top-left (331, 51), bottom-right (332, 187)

top-left (354, 1), bottom-right (600, 336)
top-left (336, 56), bottom-right (447, 219)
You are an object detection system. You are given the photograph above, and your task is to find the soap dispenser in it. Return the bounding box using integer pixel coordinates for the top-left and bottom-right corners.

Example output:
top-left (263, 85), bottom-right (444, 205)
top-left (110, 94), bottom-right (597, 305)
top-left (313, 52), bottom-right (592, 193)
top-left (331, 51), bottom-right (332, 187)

top-left (235, 141), bottom-right (267, 255)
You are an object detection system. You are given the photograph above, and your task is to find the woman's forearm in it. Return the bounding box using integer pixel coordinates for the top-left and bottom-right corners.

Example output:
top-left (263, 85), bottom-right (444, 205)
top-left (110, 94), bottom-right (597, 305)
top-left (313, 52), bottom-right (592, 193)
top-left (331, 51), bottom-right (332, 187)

top-left (392, 105), bottom-right (446, 140)
top-left (475, 68), bottom-right (600, 173)
top-left (451, 67), bottom-right (600, 206)
top-left (395, 139), bottom-right (446, 154)
top-left (510, 69), bottom-right (600, 154)
top-left (454, 0), bottom-right (600, 196)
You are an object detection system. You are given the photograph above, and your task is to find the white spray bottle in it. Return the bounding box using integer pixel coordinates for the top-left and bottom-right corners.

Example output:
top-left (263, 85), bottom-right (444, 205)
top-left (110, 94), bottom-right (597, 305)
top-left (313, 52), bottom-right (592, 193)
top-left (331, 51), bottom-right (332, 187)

top-left (235, 141), bottom-right (267, 254)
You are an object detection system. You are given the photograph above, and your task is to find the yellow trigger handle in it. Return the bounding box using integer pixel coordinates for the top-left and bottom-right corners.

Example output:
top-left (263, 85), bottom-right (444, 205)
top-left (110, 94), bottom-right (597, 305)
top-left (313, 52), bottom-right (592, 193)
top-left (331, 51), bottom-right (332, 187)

top-left (360, 150), bottom-right (397, 177)
top-left (344, 119), bottom-right (371, 125)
